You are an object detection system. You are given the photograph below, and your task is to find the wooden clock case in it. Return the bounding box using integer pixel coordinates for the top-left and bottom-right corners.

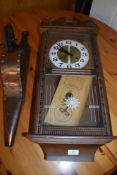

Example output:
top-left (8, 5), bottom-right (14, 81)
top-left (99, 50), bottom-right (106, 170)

top-left (26, 17), bottom-right (115, 161)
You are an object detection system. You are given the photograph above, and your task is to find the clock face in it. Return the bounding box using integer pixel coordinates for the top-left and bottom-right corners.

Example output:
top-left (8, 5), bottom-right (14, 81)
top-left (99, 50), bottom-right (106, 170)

top-left (49, 40), bottom-right (89, 69)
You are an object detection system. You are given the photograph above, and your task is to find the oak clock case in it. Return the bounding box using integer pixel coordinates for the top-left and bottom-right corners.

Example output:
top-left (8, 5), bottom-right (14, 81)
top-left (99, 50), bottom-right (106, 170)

top-left (26, 18), bottom-right (114, 161)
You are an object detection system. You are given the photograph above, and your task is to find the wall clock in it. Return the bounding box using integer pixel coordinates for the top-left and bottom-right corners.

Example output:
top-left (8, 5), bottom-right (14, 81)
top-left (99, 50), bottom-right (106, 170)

top-left (26, 17), bottom-right (116, 161)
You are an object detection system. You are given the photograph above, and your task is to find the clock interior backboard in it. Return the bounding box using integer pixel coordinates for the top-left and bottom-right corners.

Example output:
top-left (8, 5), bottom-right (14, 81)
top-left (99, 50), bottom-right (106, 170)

top-left (41, 75), bottom-right (103, 127)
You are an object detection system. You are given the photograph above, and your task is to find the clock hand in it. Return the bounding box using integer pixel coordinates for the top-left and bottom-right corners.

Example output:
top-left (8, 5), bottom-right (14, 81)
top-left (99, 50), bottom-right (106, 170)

top-left (57, 43), bottom-right (73, 56)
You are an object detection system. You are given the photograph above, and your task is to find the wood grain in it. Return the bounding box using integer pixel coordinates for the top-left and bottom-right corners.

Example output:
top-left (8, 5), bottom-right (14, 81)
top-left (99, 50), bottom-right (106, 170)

top-left (0, 10), bottom-right (117, 175)
top-left (0, 0), bottom-right (75, 16)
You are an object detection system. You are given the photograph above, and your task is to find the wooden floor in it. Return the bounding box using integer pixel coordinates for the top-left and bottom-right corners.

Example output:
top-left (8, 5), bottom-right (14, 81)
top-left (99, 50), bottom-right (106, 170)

top-left (0, 10), bottom-right (117, 175)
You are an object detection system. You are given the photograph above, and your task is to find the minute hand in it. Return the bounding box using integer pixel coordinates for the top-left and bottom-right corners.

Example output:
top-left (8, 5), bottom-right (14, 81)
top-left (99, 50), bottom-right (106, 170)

top-left (57, 44), bottom-right (73, 56)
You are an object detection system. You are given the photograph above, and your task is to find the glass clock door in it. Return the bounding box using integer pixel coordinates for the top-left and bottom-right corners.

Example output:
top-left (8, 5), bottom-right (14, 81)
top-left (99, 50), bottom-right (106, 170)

top-left (43, 75), bottom-right (102, 127)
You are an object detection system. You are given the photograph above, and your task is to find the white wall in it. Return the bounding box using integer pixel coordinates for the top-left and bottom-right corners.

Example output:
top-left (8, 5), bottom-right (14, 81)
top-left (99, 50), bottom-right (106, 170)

top-left (90, 0), bottom-right (117, 31)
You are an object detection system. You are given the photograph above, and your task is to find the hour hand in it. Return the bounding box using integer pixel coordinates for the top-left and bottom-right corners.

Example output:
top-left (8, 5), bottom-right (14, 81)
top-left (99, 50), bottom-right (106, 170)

top-left (57, 44), bottom-right (73, 56)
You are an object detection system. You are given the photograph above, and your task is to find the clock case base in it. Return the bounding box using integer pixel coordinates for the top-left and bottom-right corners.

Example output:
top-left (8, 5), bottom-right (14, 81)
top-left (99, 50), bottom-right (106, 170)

top-left (40, 144), bottom-right (99, 161)
top-left (26, 135), bottom-right (115, 161)
top-left (26, 17), bottom-right (116, 161)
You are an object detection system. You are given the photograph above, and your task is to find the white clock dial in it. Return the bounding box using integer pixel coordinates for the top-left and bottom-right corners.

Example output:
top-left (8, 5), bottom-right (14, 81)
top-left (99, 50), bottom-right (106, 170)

top-left (49, 40), bottom-right (89, 69)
